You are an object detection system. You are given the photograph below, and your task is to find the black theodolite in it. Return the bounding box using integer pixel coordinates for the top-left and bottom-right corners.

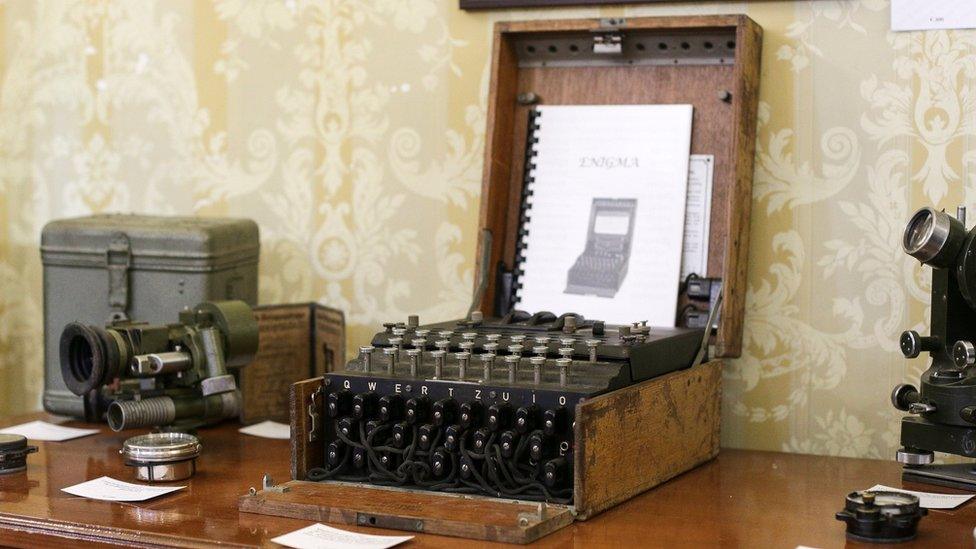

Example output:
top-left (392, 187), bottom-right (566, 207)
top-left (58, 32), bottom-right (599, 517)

top-left (893, 206), bottom-right (976, 488)
top-left (59, 300), bottom-right (258, 432)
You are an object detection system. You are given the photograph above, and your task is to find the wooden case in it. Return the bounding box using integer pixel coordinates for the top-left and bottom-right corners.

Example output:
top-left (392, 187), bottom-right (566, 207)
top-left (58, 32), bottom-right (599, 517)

top-left (244, 359), bottom-right (720, 543)
top-left (240, 303), bottom-right (345, 423)
top-left (240, 15), bottom-right (760, 543)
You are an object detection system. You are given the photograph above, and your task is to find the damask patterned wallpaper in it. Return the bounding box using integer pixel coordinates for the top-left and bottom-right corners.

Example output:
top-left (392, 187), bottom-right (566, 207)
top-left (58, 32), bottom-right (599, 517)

top-left (0, 0), bottom-right (953, 459)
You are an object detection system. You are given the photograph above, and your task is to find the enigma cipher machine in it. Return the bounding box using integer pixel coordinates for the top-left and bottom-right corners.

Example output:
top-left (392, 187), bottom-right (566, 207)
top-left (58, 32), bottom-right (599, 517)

top-left (306, 310), bottom-right (704, 503)
top-left (565, 198), bottom-right (637, 298)
top-left (894, 206), bottom-right (976, 488)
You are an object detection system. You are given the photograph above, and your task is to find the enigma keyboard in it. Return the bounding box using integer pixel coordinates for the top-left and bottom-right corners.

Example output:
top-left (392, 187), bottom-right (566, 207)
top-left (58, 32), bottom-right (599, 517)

top-left (306, 310), bottom-right (704, 503)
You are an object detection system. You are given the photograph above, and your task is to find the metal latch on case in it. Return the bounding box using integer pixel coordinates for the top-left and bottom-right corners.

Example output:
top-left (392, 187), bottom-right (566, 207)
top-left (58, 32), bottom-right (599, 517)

top-left (248, 473), bottom-right (290, 495)
top-left (308, 387), bottom-right (322, 443)
top-left (105, 232), bottom-right (131, 321)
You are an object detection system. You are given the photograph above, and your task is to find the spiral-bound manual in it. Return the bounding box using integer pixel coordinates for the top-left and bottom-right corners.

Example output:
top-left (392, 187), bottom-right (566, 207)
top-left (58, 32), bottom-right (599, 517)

top-left (510, 104), bottom-right (694, 327)
top-left (509, 108), bottom-right (542, 308)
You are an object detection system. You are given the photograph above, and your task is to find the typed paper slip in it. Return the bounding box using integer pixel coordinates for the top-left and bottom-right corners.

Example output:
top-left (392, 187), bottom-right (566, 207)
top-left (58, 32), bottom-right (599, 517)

top-left (271, 523), bottom-right (413, 549)
top-left (867, 484), bottom-right (974, 509)
top-left (0, 420), bottom-right (99, 441)
top-left (62, 476), bottom-right (185, 502)
top-left (239, 420), bottom-right (290, 440)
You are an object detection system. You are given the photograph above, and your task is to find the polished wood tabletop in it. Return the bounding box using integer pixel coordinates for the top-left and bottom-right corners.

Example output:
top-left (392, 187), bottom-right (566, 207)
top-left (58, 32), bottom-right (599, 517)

top-left (1, 412), bottom-right (974, 548)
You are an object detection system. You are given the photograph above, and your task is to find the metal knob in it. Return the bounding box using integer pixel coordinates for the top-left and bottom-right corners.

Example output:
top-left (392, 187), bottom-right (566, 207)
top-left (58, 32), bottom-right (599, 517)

top-left (407, 315), bottom-right (419, 328)
top-left (462, 332), bottom-right (478, 341)
top-left (953, 340), bottom-right (976, 368)
top-left (556, 358), bottom-right (571, 387)
top-left (486, 334), bottom-right (502, 343)
top-left (901, 330), bottom-right (937, 359)
top-left (389, 337), bottom-right (404, 354)
top-left (508, 344), bottom-right (524, 358)
top-left (411, 337), bottom-right (427, 350)
top-left (510, 335), bottom-right (526, 344)
top-left (533, 345), bottom-right (548, 357)
top-left (586, 339), bottom-right (600, 363)
top-left (481, 353), bottom-right (495, 381)
top-left (483, 342), bottom-right (499, 355)
top-left (407, 349), bottom-right (421, 377)
top-left (530, 356), bottom-right (545, 384)
top-left (506, 354), bottom-right (519, 383)
top-left (431, 350), bottom-right (446, 378)
top-left (456, 352), bottom-right (470, 379)
top-left (459, 341), bottom-right (475, 352)
top-left (558, 347), bottom-right (573, 360)
top-left (563, 315), bottom-right (578, 334)
top-left (535, 336), bottom-right (551, 346)
top-left (384, 347), bottom-right (398, 374)
top-left (359, 345), bottom-right (374, 372)
top-left (415, 329), bottom-right (430, 338)
top-left (891, 383), bottom-right (919, 412)
top-left (438, 330), bottom-right (454, 339)
top-left (435, 339), bottom-right (450, 352)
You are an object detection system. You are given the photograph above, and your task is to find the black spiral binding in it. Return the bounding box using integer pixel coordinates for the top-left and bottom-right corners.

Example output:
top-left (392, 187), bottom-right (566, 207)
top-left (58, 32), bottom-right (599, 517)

top-left (509, 108), bottom-right (542, 311)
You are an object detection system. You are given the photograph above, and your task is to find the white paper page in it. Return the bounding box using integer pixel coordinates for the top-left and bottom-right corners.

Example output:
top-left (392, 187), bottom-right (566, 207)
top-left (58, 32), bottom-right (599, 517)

top-left (515, 104), bottom-right (693, 326)
top-left (680, 154), bottom-right (714, 280)
top-left (892, 0), bottom-right (976, 31)
top-left (62, 476), bottom-right (185, 502)
top-left (271, 523), bottom-right (413, 549)
top-left (866, 484), bottom-right (974, 509)
top-left (239, 420), bottom-right (290, 440)
top-left (0, 420), bottom-right (99, 442)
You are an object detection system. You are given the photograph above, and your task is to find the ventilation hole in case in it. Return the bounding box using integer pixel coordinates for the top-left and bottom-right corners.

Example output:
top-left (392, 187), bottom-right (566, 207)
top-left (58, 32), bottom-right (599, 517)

top-left (657, 42), bottom-right (668, 50)
top-left (569, 44), bottom-right (579, 53)
top-left (704, 41), bottom-right (713, 50)
top-left (548, 45), bottom-right (557, 53)
top-left (636, 42), bottom-right (645, 51)
top-left (680, 42), bottom-right (690, 50)
top-left (527, 45), bottom-right (536, 54)
top-left (726, 40), bottom-right (736, 49)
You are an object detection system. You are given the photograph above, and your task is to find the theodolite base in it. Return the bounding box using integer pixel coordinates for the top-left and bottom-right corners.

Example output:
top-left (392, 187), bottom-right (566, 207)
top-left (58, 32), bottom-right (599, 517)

top-left (903, 463), bottom-right (976, 491)
top-left (900, 416), bottom-right (976, 458)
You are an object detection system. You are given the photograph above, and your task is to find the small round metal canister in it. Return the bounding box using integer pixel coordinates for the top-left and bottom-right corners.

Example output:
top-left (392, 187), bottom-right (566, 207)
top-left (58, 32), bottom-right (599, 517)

top-left (120, 432), bottom-right (201, 482)
top-left (0, 434), bottom-right (38, 474)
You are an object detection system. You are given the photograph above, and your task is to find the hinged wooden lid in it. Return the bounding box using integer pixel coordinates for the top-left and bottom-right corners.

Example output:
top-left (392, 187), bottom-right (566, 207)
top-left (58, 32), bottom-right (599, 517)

top-left (475, 15), bottom-right (762, 357)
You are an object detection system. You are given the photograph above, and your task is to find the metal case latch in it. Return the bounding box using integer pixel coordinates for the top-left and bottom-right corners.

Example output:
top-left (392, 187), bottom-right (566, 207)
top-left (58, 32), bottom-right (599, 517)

top-left (308, 386), bottom-right (322, 443)
top-left (106, 232), bottom-right (131, 321)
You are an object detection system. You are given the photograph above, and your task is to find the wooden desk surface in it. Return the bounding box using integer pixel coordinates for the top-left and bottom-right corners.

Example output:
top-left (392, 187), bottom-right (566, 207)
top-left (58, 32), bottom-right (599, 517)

top-left (1, 412), bottom-right (974, 548)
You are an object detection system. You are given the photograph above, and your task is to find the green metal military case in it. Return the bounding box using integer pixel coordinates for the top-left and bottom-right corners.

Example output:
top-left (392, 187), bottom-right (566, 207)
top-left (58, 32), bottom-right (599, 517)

top-left (41, 214), bottom-right (259, 418)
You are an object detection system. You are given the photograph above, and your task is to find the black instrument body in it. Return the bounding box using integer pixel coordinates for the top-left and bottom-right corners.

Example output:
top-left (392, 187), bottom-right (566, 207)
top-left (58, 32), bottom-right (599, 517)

top-left (894, 207), bottom-right (976, 488)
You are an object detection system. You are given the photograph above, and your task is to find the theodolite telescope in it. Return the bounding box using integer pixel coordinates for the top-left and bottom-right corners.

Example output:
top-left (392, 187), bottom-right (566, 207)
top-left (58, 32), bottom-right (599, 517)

top-left (59, 300), bottom-right (258, 431)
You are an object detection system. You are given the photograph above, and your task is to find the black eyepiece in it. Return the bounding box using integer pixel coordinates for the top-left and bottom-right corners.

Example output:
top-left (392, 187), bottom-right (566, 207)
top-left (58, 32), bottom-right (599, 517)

top-left (59, 323), bottom-right (113, 396)
top-left (903, 207), bottom-right (966, 268)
